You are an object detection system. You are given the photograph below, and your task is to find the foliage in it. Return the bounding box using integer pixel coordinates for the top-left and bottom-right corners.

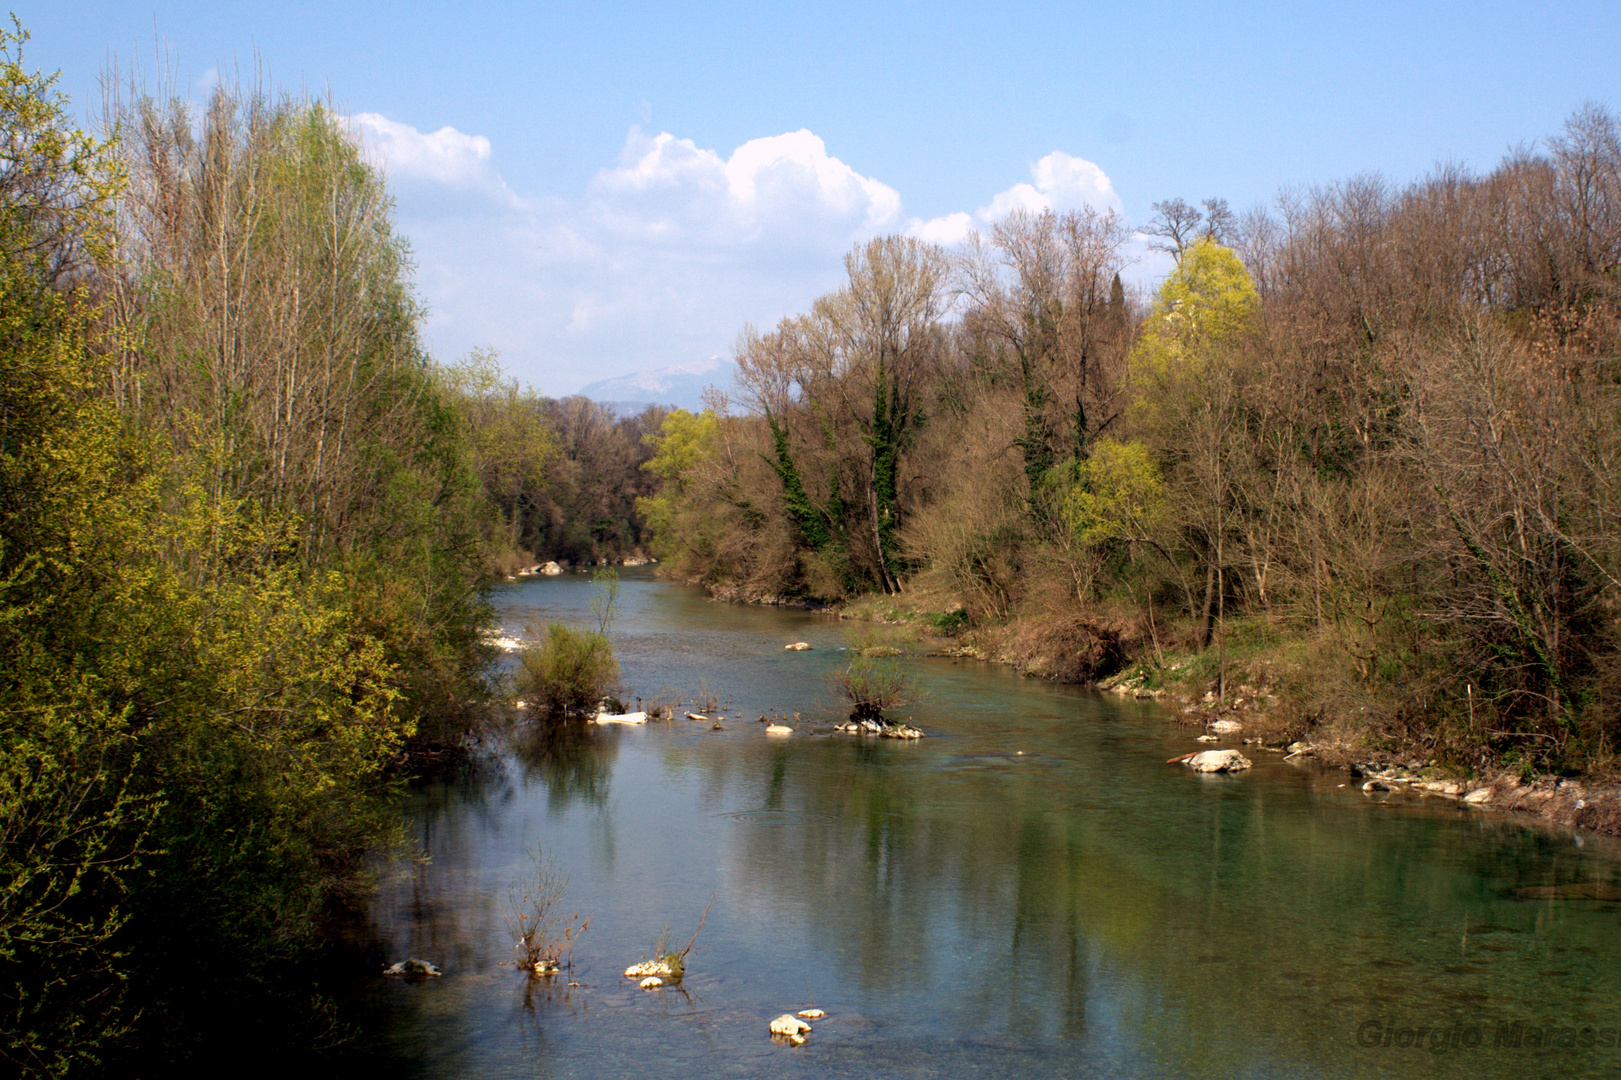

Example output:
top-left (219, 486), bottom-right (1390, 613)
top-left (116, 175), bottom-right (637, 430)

top-left (1050, 439), bottom-right (1166, 545)
top-left (1128, 237), bottom-right (1259, 375)
top-left (518, 623), bottom-right (620, 717)
top-left (832, 655), bottom-right (917, 722)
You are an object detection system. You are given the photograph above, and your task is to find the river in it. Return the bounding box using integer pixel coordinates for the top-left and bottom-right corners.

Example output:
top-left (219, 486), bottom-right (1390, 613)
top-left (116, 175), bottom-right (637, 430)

top-left (347, 569), bottom-right (1621, 1079)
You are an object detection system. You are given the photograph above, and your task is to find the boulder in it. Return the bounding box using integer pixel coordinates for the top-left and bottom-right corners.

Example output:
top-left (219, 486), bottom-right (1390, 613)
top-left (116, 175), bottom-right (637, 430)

top-left (1195, 734), bottom-right (1219, 743)
top-left (383, 958), bottom-right (442, 978)
top-left (1210, 719), bottom-right (1243, 734)
top-left (784, 642), bottom-right (812, 651)
top-left (883, 723), bottom-right (924, 739)
top-left (640, 976), bottom-right (663, 989)
top-left (1184, 749), bottom-right (1252, 773)
top-left (540, 561), bottom-right (563, 576)
top-left (797, 1008), bottom-right (826, 1019)
top-left (1463, 788), bottom-right (1493, 804)
top-left (625, 960), bottom-right (675, 978)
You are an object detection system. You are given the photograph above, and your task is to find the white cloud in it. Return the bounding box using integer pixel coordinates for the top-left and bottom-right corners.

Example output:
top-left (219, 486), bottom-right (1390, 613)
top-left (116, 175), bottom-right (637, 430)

top-left (351, 112), bottom-right (515, 207)
top-left (354, 118), bottom-right (906, 394)
top-left (909, 150), bottom-right (1122, 242)
top-left (352, 115), bottom-right (1130, 396)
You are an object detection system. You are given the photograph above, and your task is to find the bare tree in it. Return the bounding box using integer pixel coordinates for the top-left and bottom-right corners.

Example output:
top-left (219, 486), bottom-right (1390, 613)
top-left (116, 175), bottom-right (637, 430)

top-left (1201, 197), bottom-right (1236, 245)
top-left (1144, 197), bottom-right (1203, 260)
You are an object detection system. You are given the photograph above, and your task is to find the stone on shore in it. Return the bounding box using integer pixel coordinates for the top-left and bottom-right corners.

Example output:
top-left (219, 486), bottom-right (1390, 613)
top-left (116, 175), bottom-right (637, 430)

top-left (1210, 719), bottom-right (1243, 734)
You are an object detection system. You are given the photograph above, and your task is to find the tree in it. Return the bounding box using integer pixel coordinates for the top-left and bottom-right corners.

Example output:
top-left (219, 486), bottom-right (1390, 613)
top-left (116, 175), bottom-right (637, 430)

top-left (1144, 198), bottom-right (1203, 261)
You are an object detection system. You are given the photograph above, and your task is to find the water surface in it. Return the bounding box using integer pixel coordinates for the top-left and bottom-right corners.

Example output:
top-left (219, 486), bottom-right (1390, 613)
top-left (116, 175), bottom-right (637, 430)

top-left (351, 570), bottom-right (1621, 1079)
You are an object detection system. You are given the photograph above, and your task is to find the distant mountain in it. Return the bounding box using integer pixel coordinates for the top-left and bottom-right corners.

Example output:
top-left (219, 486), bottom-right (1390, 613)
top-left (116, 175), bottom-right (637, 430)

top-left (576, 358), bottom-right (738, 414)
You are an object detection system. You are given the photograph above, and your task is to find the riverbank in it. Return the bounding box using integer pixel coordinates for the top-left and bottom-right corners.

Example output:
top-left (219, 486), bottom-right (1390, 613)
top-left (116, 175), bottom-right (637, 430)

top-left (816, 588), bottom-right (1621, 840)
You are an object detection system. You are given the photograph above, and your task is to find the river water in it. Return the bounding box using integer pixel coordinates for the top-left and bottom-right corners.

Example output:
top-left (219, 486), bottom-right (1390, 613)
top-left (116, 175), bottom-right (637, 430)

top-left (349, 569), bottom-right (1621, 1079)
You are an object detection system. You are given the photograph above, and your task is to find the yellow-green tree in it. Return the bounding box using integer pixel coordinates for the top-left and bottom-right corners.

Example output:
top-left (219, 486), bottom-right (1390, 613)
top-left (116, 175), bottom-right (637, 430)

top-left (1128, 239), bottom-right (1261, 673)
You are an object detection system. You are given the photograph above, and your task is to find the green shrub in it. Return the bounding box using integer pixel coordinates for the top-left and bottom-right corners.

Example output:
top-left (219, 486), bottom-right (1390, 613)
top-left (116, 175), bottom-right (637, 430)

top-left (832, 655), bottom-right (916, 721)
top-left (519, 623), bottom-right (619, 716)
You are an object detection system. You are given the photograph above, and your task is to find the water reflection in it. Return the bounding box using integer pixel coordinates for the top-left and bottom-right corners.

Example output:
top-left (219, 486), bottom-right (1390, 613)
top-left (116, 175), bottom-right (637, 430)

top-left (346, 571), bottom-right (1621, 1079)
top-left (510, 722), bottom-right (619, 811)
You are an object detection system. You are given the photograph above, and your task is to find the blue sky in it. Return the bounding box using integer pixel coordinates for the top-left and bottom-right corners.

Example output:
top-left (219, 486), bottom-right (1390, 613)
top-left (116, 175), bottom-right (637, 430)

top-left (29, 1), bottom-right (1621, 395)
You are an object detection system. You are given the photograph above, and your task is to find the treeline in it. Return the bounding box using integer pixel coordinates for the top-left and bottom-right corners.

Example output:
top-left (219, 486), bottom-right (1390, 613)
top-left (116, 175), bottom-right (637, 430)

top-left (0, 32), bottom-right (622, 1073)
top-left (442, 349), bottom-right (665, 573)
top-left (641, 104), bottom-right (1621, 775)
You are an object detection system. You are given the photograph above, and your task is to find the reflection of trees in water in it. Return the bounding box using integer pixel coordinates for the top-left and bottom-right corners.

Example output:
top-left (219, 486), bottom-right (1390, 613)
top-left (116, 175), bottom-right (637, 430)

top-left (697, 743), bottom-right (1621, 1077)
top-left (511, 722), bottom-right (620, 811)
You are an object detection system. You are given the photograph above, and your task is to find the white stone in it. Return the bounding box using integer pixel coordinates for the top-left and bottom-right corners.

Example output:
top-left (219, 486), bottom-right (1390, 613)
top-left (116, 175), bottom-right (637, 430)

top-left (640, 976), bottom-right (663, 989)
top-left (593, 711), bottom-right (648, 725)
top-left (1463, 788), bottom-right (1493, 804)
top-left (770, 1014), bottom-right (812, 1037)
top-left (1184, 749), bottom-right (1252, 773)
top-left (766, 724), bottom-right (794, 735)
top-left (1195, 734), bottom-right (1219, 743)
top-left (383, 958), bottom-right (442, 977)
top-left (624, 960), bottom-right (675, 978)
top-left (1210, 719), bottom-right (1243, 734)
top-left (540, 561), bottom-right (563, 575)
top-left (797, 1008), bottom-right (826, 1019)
top-left (784, 642), bottom-right (812, 651)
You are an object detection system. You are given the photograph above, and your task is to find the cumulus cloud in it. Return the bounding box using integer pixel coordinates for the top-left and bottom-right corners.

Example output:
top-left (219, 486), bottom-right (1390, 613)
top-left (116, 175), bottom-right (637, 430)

top-left (909, 150), bottom-right (1122, 244)
top-left (351, 112), bottom-right (516, 209)
top-left (354, 115), bottom-right (1130, 396)
top-left (354, 118), bottom-right (906, 394)
top-left (590, 127), bottom-right (902, 249)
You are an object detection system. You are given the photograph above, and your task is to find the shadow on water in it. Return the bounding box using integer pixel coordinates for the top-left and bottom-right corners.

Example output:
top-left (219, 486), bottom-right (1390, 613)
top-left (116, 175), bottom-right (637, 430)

top-left (337, 570), bottom-right (1621, 1079)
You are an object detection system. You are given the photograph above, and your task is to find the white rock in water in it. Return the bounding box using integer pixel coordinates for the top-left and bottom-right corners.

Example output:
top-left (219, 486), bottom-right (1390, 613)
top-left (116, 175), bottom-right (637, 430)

top-left (593, 711), bottom-right (648, 725)
top-left (383, 958), bottom-right (442, 977)
top-left (1210, 719), bottom-right (1243, 734)
top-left (883, 724), bottom-right (924, 739)
top-left (770, 1014), bottom-right (812, 1037)
top-left (766, 724), bottom-right (794, 735)
top-left (784, 642), bottom-right (812, 651)
top-left (540, 561), bottom-right (563, 575)
top-left (1184, 749), bottom-right (1252, 773)
top-left (1196, 734), bottom-right (1219, 743)
top-left (1463, 788), bottom-right (1493, 804)
top-left (797, 1008), bottom-right (826, 1019)
top-left (640, 976), bottom-right (663, 989)
top-left (625, 960), bottom-right (674, 978)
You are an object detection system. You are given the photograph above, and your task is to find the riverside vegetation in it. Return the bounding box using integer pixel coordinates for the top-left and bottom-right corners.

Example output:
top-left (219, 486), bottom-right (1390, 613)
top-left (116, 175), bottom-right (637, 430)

top-left (0, 29), bottom-right (665, 1075)
top-left (8, 12), bottom-right (1621, 1073)
top-left (635, 107), bottom-right (1621, 801)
